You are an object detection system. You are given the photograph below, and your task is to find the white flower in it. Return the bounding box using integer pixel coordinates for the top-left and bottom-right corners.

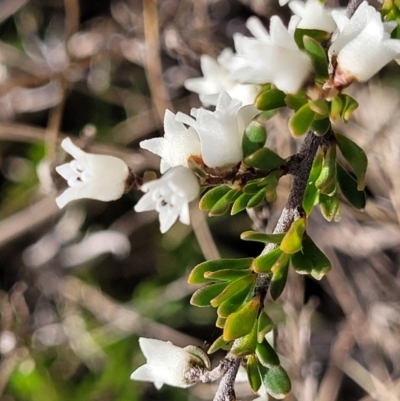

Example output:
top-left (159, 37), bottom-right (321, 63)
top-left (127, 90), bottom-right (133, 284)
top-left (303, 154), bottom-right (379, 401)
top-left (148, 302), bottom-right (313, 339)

top-left (231, 16), bottom-right (313, 94)
top-left (176, 90), bottom-right (259, 168)
top-left (288, 0), bottom-right (336, 33)
top-left (134, 166), bottom-right (199, 233)
top-left (130, 338), bottom-right (202, 389)
top-left (329, 1), bottom-right (400, 86)
top-left (140, 109), bottom-right (201, 174)
top-left (55, 138), bottom-right (129, 208)
top-left (184, 48), bottom-right (258, 106)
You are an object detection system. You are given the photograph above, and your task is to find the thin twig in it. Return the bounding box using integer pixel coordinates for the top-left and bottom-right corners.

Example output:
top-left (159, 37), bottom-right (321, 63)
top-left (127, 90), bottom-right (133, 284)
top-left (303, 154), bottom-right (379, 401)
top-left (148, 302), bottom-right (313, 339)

top-left (213, 356), bottom-right (241, 401)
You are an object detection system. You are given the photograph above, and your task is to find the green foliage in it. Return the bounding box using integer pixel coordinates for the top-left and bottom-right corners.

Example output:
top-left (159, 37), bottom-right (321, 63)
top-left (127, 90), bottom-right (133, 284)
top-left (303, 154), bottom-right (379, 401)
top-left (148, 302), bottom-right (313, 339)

top-left (231, 193), bottom-right (253, 215)
top-left (256, 339), bottom-right (280, 367)
top-left (259, 365), bottom-right (292, 399)
top-left (188, 258), bottom-right (254, 284)
top-left (256, 88), bottom-right (286, 111)
top-left (319, 192), bottom-right (340, 221)
top-left (303, 36), bottom-right (329, 78)
top-left (243, 122), bottom-right (267, 157)
top-left (269, 253), bottom-right (290, 300)
top-left (241, 231), bottom-right (285, 244)
top-left (280, 218), bottom-right (306, 254)
top-left (294, 28), bottom-right (331, 49)
top-left (302, 235), bottom-right (332, 280)
top-left (335, 132), bottom-right (368, 190)
top-left (230, 320), bottom-right (258, 357)
top-left (289, 103), bottom-right (315, 137)
top-left (244, 147), bottom-right (286, 171)
top-left (316, 145), bottom-right (337, 195)
top-left (199, 185), bottom-right (231, 211)
top-left (336, 162), bottom-right (366, 210)
top-left (190, 282), bottom-right (229, 307)
top-left (246, 354), bottom-right (262, 392)
top-left (257, 311), bottom-right (274, 343)
top-left (253, 248), bottom-right (283, 274)
top-left (209, 188), bottom-right (241, 216)
top-left (207, 335), bottom-right (231, 354)
top-left (223, 297), bottom-right (260, 341)
top-left (303, 150), bottom-right (323, 215)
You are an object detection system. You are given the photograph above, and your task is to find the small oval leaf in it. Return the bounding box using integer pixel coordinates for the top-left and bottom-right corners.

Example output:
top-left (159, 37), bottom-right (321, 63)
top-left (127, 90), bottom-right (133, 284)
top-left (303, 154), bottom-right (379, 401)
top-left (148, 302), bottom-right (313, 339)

top-left (230, 320), bottom-right (258, 357)
top-left (289, 103), bottom-right (315, 137)
top-left (207, 335), bottom-right (230, 354)
top-left (270, 253), bottom-right (290, 300)
top-left (257, 311), bottom-right (274, 343)
top-left (303, 150), bottom-right (323, 216)
top-left (336, 162), bottom-right (366, 210)
top-left (256, 88), bottom-right (286, 111)
top-left (188, 257), bottom-right (254, 284)
top-left (243, 122), bottom-right (267, 157)
top-left (241, 231), bottom-right (285, 244)
top-left (209, 188), bottom-right (240, 216)
top-left (244, 147), bottom-right (286, 171)
top-left (260, 365), bottom-right (292, 399)
top-left (223, 297), bottom-right (261, 341)
top-left (256, 339), bottom-right (280, 368)
top-left (247, 354), bottom-right (262, 393)
top-left (303, 36), bottom-right (329, 78)
top-left (302, 235), bottom-right (332, 280)
top-left (200, 185), bottom-right (231, 211)
top-left (335, 132), bottom-right (368, 190)
top-left (231, 193), bottom-right (253, 215)
top-left (190, 283), bottom-right (228, 307)
top-left (280, 218), bottom-right (306, 254)
top-left (253, 248), bottom-right (282, 274)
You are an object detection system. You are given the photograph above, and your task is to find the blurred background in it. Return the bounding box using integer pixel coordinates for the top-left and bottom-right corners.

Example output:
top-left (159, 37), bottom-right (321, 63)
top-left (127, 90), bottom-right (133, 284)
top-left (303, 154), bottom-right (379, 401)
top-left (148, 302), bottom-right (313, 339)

top-left (0, 0), bottom-right (400, 400)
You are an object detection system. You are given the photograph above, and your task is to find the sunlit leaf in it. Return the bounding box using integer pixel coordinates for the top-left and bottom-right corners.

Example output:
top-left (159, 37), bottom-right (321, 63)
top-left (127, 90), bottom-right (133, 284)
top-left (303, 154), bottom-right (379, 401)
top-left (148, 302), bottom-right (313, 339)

top-left (241, 231), bottom-right (285, 244)
top-left (302, 235), bottom-right (332, 280)
top-left (288, 103), bottom-right (315, 137)
top-left (256, 88), bottom-right (286, 111)
top-left (188, 257), bottom-right (254, 284)
top-left (199, 185), bottom-right (231, 211)
top-left (247, 354), bottom-right (262, 393)
top-left (223, 297), bottom-right (260, 341)
top-left (303, 150), bottom-right (323, 215)
top-left (280, 218), bottom-right (306, 254)
top-left (190, 282), bottom-right (228, 307)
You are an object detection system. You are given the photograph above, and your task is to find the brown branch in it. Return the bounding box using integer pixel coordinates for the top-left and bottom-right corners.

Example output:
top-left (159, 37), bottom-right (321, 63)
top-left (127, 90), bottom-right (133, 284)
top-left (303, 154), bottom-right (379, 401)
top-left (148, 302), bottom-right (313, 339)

top-left (213, 356), bottom-right (241, 401)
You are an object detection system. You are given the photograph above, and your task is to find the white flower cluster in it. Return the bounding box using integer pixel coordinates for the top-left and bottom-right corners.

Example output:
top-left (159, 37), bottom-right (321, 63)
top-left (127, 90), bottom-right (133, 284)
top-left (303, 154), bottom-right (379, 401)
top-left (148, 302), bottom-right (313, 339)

top-left (184, 0), bottom-right (400, 100)
top-left (55, 0), bottom-right (400, 235)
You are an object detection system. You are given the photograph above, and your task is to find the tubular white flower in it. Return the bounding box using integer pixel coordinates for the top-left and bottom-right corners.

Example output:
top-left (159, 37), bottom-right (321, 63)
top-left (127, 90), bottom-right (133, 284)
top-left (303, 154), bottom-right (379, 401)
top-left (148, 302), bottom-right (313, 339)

top-left (231, 16), bottom-right (313, 94)
top-left (139, 109), bottom-right (201, 174)
top-left (55, 138), bottom-right (129, 208)
top-left (130, 338), bottom-right (202, 389)
top-left (134, 166), bottom-right (199, 233)
top-left (288, 0), bottom-right (336, 33)
top-left (176, 91), bottom-right (259, 169)
top-left (184, 48), bottom-right (258, 106)
top-left (329, 2), bottom-right (400, 85)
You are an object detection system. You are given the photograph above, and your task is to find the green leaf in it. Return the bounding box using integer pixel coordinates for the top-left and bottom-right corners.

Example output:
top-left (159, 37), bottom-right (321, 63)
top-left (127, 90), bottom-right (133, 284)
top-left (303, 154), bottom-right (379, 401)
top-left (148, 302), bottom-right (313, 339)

top-left (199, 185), bottom-right (231, 211)
top-left (311, 117), bottom-right (330, 136)
top-left (257, 311), bottom-right (274, 343)
top-left (241, 231), bottom-right (285, 244)
top-left (289, 103), bottom-right (315, 137)
top-left (291, 251), bottom-right (313, 275)
top-left (223, 297), bottom-right (260, 341)
top-left (217, 285), bottom-right (252, 318)
top-left (336, 162), bottom-right (366, 210)
top-left (244, 147), bottom-right (286, 170)
top-left (188, 257), bottom-right (254, 284)
top-left (335, 132), bottom-right (368, 190)
top-left (294, 28), bottom-right (331, 50)
top-left (303, 36), bottom-right (329, 78)
top-left (285, 92), bottom-right (307, 111)
top-left (270, 253), bottom-right (290, 300)
top-left (302, 235), bottom-right (332, 280)
top-left (216, 316), bottom-right (226, 328)
top-left (309, 99), bottom-right (330, 117)
top-left (256, 88), bottom-right (286, 111)
top-left (247, 186), bottom-right (269, 208)
top-left (341, 94), bottom-right (359, 123)
top-left (259, 365), bottom-right (292, 399)
top-left (315, 145), bottom-right (337, 194)
top-left (205, 269), bottom-right (251, 281)
top-left (330, 95), bottom-right (344, 121)
top-left (243, 122), bottom-right (267, 157)
top-left (211, 274), bottom-right (255, 308)
top-left (231, 193), bottom-right (253, 215)
top-left (209, 188), bottom-right (240, 216)
top-left (303, 150), bottom-right (323, 216)
top-left (280, 218), bottom-right (306, 254)
top-left (256, 339), bottom-right (280, 367)
top-left (190, 283), bottom-right (228, 307)
top-left (247, 354), bottom-right (262, 393)
top-left (253, 247), bottom-right (282, 274)
top-left (230, 320), bottom-right (258, 357)
top-left (319, 192), bottom-right (340, 222)
top-left (207, 335), bottom-right (230, 354)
